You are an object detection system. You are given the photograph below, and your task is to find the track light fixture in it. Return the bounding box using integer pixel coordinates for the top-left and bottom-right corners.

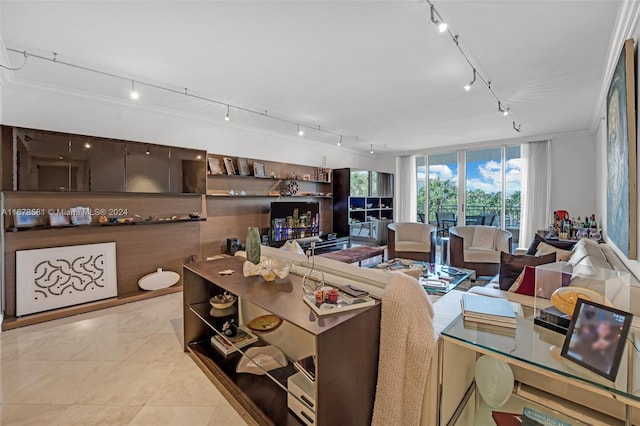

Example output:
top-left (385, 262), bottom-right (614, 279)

top-left (430, 5), bottom-right (447, 33)
top-left (464, 69), bottom-right (476, 91)
top-left (422, 2), bottom-right (522, 132)
top-left (337, 135), bottom-right (342, 146)
top-left (370, 145), bottom-right (374, 154)
top-left (498, 101), bottom-right (509, 117)
top-left (8, 47), bottom-right (388, 146)
top-left (130, 80), bottom-right (139, 100)
top-left (145, 145), bottom-right (150, 155)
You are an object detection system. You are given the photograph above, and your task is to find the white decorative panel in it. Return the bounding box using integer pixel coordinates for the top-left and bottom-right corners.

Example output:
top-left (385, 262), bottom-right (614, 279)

top-left (16, 242), bottom-right (117, 316)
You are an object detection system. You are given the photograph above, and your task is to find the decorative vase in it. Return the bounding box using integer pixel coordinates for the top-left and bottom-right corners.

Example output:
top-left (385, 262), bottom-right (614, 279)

top-left (246, 227), bottom-right (261, 265)
top-left (576, 227), bottom-right (589, 239)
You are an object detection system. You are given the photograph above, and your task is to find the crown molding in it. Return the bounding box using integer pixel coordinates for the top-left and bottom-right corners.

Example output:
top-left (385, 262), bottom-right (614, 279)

top-left (589, 0), bottom-right (640, 133)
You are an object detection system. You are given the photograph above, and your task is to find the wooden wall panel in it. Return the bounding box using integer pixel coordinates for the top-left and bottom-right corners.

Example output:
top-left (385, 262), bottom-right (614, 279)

top-left (3, 192), bottom-right (204, 318)
top-left (202, 196), bottom-right (333, 257)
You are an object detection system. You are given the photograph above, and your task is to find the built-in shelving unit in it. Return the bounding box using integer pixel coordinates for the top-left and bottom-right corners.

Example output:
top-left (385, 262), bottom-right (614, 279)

top-left (183, 256), bottom-right (381, 425)
top-left (333, 168), bottom-right (394, 245)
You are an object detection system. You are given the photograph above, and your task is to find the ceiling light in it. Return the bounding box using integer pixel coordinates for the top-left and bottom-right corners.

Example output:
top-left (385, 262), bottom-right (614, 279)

top-left (464, 68), bottom-right (476, 91)
top-left (297, 124), bottom-right (304, 136)
top-left (130, 80), bottom-right (139, 100)
top-left (196, 155), bottom-right (202, 160)
top-left (84, 142), bottom-right (91, 149)
top-left (337, 135), bottom-right (342, 147)
top-left (370, 145), bottom-right (374, 154)
top-left (430, 5), bottom-right (447, 33)
top-left (498, 101), bottom-right (509, 117)
top-left (146, 145), bottom-right (150, 155)
top-left (513, 121), bottom-right (521, 132)
top-left (224, 105), bottom-right (230, 121)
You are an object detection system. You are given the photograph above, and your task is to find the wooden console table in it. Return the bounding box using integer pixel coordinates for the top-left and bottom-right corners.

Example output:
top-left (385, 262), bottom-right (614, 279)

top-left (183, 256), bottom-right (381, 425)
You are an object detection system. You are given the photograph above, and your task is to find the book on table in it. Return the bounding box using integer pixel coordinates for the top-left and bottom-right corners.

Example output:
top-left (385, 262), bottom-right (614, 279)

top-left (521, 406), bottom-right (571, 426)
top-left (461, 293), bottom-right (517, 328)
top-left (210, 326), bottom-right (258, 356)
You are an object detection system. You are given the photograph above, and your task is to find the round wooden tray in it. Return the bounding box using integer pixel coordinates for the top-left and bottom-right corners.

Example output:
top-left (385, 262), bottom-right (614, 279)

top-left (246, 315), bottom-right (283, 333)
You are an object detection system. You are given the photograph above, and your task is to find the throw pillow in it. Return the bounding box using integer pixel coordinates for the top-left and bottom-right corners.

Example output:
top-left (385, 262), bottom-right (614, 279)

top-left (525, 234), bottom-right (577, 255)
top-left (471, 226), bottom-right (496, 249)
top-left (535, 242), bottom-right (573, 262)
top-left (498, 251), bottom-right (557, 291)
top-left (508, 265), bottom-right (536, 296)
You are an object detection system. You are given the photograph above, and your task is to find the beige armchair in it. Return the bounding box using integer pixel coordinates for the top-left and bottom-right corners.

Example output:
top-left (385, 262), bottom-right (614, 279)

top-left (387, 222), bottom-right (437, 262)
top-left (449, 226), bottom-right (512, 276)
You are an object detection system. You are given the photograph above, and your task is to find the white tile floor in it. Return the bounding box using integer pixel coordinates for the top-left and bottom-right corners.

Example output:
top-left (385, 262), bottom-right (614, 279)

top-left (0, 293), bottom-right (248, 426)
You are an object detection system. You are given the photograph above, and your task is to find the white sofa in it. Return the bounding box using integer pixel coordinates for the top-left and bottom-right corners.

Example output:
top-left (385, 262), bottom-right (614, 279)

top-left (468, 237), bottom-right (640, 316)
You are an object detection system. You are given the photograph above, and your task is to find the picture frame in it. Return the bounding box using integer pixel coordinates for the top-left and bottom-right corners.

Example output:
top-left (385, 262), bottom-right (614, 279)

top-left (49, 212), bottom-right (71, 227)
top-left (13, 211), bottom-right (41, 228)
top-left (208, 157), bottom-right (223, 175)
top-left (223, 157), bottom-right (236, 175)
top-left (70, 206), bottom-right (92, 225)
top-left (302, 174), bottom-right (311, 181)
top-left (606, 38), bottom-right (637, 259)
top-left (253, 162), bottom-right (266, 178)
top-left (561, 299), bottom-right (633, 381)
top-left (237, 157), bottom-right (251, 176)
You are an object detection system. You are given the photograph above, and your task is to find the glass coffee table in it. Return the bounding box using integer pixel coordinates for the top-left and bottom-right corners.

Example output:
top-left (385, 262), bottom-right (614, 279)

top-left (375, 258), bottom-right (475, 294)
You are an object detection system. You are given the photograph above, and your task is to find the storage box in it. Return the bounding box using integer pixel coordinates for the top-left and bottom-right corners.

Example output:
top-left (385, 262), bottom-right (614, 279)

top-left (287, 372), bottom-right (316, 425)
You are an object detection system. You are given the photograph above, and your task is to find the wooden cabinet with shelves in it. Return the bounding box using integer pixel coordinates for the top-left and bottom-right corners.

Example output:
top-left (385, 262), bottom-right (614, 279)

top-left (333, 168), bottom-right (394, 245)
top-left (183, 256), bottom-right (380, 425)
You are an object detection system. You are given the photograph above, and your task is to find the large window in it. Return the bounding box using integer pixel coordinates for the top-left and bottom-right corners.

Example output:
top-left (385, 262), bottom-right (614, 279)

top-left (415, 145), bottom-right (522, 245)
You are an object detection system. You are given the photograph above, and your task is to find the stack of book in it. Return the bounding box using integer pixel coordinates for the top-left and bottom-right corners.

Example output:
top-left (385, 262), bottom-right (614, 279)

top-left (491, 407), bottom-right (571, 426)
top-left (210, 326), bottom-right (258, 356)
top-left (461, 294), bottom-right (517, 328)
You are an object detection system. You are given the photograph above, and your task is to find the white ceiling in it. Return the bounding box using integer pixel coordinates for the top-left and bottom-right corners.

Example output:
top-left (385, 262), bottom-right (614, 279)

top-left (0, 0), bottom-right (623, 154)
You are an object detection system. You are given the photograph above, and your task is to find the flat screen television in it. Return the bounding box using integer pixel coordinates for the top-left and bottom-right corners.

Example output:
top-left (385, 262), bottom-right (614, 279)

top-left (270, 201), bottom-right (320, 243)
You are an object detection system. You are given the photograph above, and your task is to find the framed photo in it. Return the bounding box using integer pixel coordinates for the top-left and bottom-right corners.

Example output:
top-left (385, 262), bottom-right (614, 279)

top-left (223, 157), bottom-right (236, 175)
top-left (237, 158), bottom-right (250, 176)
top-left (208, 157), bottom-right (223, 175)
top-left (561, 299), bottom-right (633, 381)
top-left (14, 211), bottom-right (41, 228)
top-left (49, 212), bottom-right (71, 227)
top-left (302, 174), bottom-right (311, 181)
top-left (253, 162), bottom-right (266, 178)
top-left (70, 206), bottom-right (92, 225)
top-left (606, 38), bottom-right (637, 259)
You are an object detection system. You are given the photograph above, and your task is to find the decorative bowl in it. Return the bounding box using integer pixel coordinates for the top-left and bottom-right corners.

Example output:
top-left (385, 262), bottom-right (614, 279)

top-left (243, 257), bottom-right (291, 281)
top-left (209, 292), bottom-right (237, 309)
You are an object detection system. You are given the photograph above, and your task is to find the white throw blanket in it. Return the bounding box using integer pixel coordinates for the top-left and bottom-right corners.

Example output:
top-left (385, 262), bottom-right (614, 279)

top-left (372, 272), bottom-right (436, 426)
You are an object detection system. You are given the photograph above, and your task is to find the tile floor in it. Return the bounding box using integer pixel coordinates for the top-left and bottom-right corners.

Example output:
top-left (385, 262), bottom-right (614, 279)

top-left (0, 293), bottom-right (248, 426)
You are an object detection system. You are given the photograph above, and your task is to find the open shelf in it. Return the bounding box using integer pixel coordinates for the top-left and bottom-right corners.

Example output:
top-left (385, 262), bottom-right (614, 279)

top-left (187, 341), bottom-right (301, 425)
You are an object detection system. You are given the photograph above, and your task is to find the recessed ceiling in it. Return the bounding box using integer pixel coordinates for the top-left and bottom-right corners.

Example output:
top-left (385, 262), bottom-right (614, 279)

top-left (0, 1), bottom-right (622, 154)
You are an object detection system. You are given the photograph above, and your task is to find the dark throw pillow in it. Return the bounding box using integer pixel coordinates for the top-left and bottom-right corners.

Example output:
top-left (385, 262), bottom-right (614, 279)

top-left (499, 251), bottom-right (557, 290)
top-left (525, 234), bottom-right (577, 256)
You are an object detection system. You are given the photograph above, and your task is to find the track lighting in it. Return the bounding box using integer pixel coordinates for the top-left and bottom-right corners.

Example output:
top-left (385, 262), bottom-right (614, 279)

top-left (430, 5), bottom-right (447, 33)
top-left (498, 101), bottom-right (509, 117)
top-left (464, 69), bottom-right (476, 91)
top-left (130, 80), bottom-right (139, 100)
top-left (146, 145), bottom-right (150, 155)
top-left (224, 105), bottom-right (230, 121)
top-left (297, 124), bottom-right (304, 136)
top-left (370, 145), bottom-right (374, 154)
top-left (512, 122), bottom-right (521, 132)
top-left (337, 135), bottom-right (342, 147)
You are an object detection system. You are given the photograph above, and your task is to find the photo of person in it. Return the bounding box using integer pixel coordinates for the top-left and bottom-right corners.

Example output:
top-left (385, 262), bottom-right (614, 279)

top-left (562, 300), bottom-right (632, 380)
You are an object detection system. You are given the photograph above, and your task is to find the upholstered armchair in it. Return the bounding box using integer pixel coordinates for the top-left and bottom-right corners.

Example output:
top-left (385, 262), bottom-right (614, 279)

top-left (387, 222), bottom-right (437, 262)
top-left (449, 226), bottom-right (512, 276)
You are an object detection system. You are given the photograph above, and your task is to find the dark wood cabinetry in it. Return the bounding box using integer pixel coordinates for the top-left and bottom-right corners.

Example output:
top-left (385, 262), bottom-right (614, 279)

top-left (183, 256), bottom-right (381, 425)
